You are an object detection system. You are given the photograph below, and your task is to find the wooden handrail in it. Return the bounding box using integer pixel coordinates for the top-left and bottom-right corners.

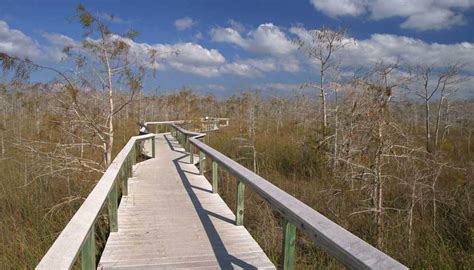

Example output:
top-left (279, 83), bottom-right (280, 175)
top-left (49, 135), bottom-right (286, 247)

top-left (36, 133), bottom-right (155, 270)
top-left (169, 123), bottom-right (408, 270)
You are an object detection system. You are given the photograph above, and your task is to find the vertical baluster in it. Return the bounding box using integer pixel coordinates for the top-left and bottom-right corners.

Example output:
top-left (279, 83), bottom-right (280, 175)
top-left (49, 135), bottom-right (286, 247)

top-left (212, 161), bottom-right (218, 193)
top-left (190, 144), bottom-right (194, 164)
top-left (81, 226), bottom-right (96, 270)
top-left (127, 154), bottom-right (132, 177)
top-left (185, 135), bottom-right (188, 152)
top-left (131, 144), bottom-right (136, 166)
top-left (199, 151), bottom-right (205, 175)
top-left (235, 180), bottom-right (245, 225)
top-left (151, 136), bottom-right (156, 158)
top-left (108, 182), bottom-right (118, 232)
top-left (282, 219), bottom-right (296, 270)
top-left (121, 165), bottom-right (128, 196)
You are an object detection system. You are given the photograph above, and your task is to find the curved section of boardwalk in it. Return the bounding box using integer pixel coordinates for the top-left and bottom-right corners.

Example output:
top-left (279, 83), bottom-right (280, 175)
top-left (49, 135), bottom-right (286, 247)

top-left (98, 134), bottom-right (275, 269)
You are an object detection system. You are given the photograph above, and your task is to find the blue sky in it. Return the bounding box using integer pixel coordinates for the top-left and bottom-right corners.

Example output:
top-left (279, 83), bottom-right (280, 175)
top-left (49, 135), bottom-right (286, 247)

top-left (1, 0), bottom-right (473, 97)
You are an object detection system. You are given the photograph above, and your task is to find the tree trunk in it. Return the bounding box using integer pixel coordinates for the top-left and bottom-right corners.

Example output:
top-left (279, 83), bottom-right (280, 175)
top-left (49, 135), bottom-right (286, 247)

top-left (424, 99), bottom-right (431, 152)
top-left (434, 96), bottom-right (444, 147)
top-left (375, 122), bottom-right (384, 249)
top-left (1, 133), bottom-right (4, 158)
top-left (408, 178), bottom-right (416, 251)
top-left (320, 66), bottom-right (327, 133)
top-left (332, 91), bottom-right (339, 173)
top-left (105, 51), bottom-right (114, 168)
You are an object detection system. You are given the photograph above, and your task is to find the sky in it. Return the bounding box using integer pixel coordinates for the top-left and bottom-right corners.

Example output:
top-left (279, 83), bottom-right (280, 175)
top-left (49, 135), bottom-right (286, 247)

top-left (0, 0), bottom-right (473, 97)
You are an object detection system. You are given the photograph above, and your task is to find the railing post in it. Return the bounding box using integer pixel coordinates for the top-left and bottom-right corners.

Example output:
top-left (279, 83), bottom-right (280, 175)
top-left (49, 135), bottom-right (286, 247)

top-left (121, 165), bottom-right (128, 196)
top-left (235, 180), bottom-right (245, 225)
top-left (151, 136), bottom-right (156, 158)
top-left (282, 219), bottom-right (296, 270)
top-left (186, 136), bottom-right (190, 152)
top-left (199, 151), bottom-right (205, 175)
top-left (132, 144), bottom-right (136, 166)
top-left (108, 182), bottom-right (118, 232)
top-left (127, 154), bottom-right (132, 177)
top-left (190, 143), bottom-right (194, 164)
top-left (81, 226), bottom-right (96, 270)
top-left (212, 161), bottom-right (218, 193)
top-left (184, 135), bottom-right (188, 152)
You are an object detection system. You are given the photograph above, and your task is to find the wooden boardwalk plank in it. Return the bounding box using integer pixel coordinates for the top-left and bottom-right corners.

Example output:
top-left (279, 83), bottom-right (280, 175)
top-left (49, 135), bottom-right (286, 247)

top-left (98, 134), bottom-right (275, 270)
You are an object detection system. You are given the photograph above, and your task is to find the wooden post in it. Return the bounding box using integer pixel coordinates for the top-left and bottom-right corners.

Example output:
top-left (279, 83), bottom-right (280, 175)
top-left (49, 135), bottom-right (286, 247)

top-left (186, 136), bottom-right (190, 152)
top-left (131, 144), bottom-right (136, 166)
top-left (236, 180), bottom-right (245, 225)
top-left (151, 137), bottom-right (156, 158)
top-left (282, 219), bottom-right (296, 270)
top-left (184, 135), bottom-right (188, 152)
top-left (127, 154), bottom-right (132, 177)
top-left (121, 165), bottom-right (128, 196)
top-left (108, 182), bottom-right (118, 232)
top-left (212, 161), bottom-right (218, 193)
top-left (81, 226), bottom-right (96, 270)
top-left (199, 152), bottom-right (205, 175)
top-left (190, 144), bottom-right (194, 164)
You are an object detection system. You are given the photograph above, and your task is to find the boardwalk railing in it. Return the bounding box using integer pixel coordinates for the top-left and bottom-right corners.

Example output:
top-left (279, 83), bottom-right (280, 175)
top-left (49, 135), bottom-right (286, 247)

top-left (168, 123), bottom-right (408, 270)
top-left (36, 134), bottom-right (156, 270)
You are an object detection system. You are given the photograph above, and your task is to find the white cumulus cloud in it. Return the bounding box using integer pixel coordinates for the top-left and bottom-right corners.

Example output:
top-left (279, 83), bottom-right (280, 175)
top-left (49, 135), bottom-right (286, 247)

top-left (309, 0), bottom-right (474, 30)
top-left (309, 0), bottom-right (368, 17)
top-left (210, 23), bottom-right (296, 56)
top-left (174, 17), bottom-right (196, 31)
top-left (291, 26), bottom-right (474, 71)
top-left (0, 20), bottom-right (42, 60)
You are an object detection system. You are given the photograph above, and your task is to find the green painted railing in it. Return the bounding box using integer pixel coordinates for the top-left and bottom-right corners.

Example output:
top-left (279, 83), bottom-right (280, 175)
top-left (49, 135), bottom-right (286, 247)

top-left (169, 123), bottom-right (408, 270)
top-left (36, 134), bottom-right (155, 270)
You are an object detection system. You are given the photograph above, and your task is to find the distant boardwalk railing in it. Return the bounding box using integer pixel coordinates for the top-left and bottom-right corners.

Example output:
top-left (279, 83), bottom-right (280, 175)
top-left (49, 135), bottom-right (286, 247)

top-left (36, 134), bottom-right (155, 270)
top-left (167, 123), bottom-right (408, 270)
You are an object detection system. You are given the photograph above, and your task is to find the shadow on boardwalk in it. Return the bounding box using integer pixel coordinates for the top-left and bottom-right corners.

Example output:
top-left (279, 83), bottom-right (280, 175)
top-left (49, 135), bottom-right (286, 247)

top-left (165, 134), bottom-right (259, 270)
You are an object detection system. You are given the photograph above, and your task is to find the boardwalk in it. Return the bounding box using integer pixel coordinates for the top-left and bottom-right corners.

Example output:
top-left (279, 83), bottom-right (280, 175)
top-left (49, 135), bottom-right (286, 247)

top-left (37, 123), bottom-right (407, 270)
top-left (97, 134), bottom-right (275, 269)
